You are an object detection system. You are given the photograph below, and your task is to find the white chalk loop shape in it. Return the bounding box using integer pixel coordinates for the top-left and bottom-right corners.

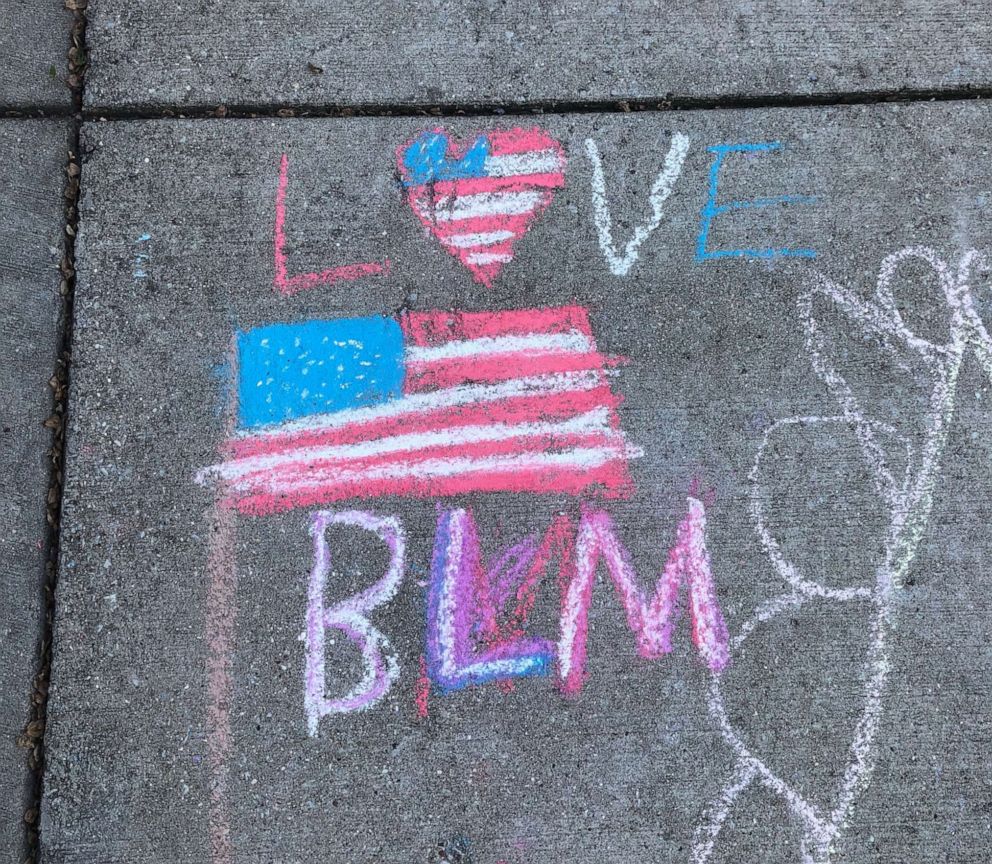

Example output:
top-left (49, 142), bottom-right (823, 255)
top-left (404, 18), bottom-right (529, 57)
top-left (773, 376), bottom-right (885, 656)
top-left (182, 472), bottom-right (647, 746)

top-left (691, 247), bottom-right (992, 864)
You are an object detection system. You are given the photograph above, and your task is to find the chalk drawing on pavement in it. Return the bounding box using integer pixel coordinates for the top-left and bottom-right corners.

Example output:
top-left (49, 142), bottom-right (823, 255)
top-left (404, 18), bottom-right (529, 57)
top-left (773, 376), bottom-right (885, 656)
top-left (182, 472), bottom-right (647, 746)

top-left (691, 247), bottom-right (992, 864)
top-left (304, 510), bottom-right (406, 734)
top-left (302, 496), bottom-right (730, 732)
top-left (585, 133), bottom-right (690, 276)
top-left (398, 128), bottom-right (566, 286)
top-left (204, 336), bottom-right (240, 864)
top-left (273, 153), bottom-right (390, 294)
top-left (426, 507), bottom-right (556, 694)
top-left (423, 496), bottom-right (728, 699)
top-left (558, 498), bottom-right (730, 695)
top-left (195, 129), bottom-right (992, 862)
top-left (196, 306), bottom-right (641, 513)
top-left (695, 142), bottom-right (817, 262)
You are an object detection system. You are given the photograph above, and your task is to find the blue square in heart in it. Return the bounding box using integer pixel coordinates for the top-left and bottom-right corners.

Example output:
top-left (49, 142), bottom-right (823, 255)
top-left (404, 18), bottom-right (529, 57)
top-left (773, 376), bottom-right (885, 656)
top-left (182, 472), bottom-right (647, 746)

top-left (401, 131), bottom-right (490, 186)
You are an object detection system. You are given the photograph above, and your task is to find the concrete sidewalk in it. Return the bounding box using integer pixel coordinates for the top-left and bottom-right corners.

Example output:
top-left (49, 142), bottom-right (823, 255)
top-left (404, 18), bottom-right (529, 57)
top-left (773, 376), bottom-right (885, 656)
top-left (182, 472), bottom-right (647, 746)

top-left (0, 3), bottom-right (990, 863)
top-left (83, 0), bottom-right (992, 111)
top-left (0, 119), bottom-right (69, 863)
top-left (0, 2), bottom-right (73, 856)
top-left (40, 104), bottom-right (992, 864)
top-left (0, 1), bottom-right (72, 112)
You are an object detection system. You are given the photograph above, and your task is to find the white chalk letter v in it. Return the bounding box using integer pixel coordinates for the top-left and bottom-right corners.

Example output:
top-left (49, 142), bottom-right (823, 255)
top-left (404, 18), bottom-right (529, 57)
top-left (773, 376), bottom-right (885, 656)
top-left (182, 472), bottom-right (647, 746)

top-left (585, 133), bottom-right (690, 276)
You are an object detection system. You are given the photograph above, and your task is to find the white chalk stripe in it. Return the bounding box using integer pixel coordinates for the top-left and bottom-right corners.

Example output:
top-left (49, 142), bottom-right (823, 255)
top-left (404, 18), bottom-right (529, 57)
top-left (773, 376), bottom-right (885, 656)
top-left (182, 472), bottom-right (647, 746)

top-left (406, 332), bottom-right (594, 364)
top-left (484, 150), bottom-right (564, 178)
top-left (441, 657), bottom-right (544, 679)
top-left (465, 252), bottom-right (513, 265)
top-left (245, 445), bottom-right (645, 494)
top-left (224, 370), bottom-right (611, 442)
top-left (431, 190), bottom-right (545, 222)
top-left (441, 230), bottom-right (515, 249)
top-left (203, 408), bottom-right (619, 484)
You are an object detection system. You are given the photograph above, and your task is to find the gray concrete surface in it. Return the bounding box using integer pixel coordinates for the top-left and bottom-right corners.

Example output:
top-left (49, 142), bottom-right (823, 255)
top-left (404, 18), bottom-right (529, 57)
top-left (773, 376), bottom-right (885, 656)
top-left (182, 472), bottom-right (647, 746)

top-left (43, 104), bottom-right (992, 864)
top-left (0, 1), bottom-right (72, 111)
top-left (83, 1), bottom-right (992, 112)
top-left (0, 120), bottom-right (68, 862)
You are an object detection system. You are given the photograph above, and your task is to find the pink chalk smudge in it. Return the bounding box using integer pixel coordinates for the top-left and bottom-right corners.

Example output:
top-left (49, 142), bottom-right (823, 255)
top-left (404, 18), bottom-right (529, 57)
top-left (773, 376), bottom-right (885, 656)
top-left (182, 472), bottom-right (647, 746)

top-left (204, 336), bottom-right (240, 864)
top-left (415, 655), bottom-right (430, 720)
top-left (205, 501), bottom-right (236, 864)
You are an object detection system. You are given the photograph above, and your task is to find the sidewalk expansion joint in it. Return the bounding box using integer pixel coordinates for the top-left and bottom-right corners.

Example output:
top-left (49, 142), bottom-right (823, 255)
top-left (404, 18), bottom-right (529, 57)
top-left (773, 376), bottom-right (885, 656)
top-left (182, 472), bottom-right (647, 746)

top-left (18, 2), bottom-right (88, 863)
top-left (79, 84), bottom-right (988, 123)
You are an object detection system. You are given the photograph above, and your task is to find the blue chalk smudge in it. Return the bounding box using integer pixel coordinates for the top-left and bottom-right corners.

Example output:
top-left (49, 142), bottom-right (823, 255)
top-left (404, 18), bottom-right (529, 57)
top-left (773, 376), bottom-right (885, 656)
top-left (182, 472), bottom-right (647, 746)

top-left (402, 131), bottom-right (489, 186)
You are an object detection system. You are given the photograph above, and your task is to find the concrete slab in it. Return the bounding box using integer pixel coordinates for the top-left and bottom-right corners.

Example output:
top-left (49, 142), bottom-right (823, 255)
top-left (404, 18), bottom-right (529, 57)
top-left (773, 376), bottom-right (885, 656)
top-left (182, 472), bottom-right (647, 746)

top-left (81, 1), bottom-right (992, 112)
top-left (0, 1), bottom-right (73, 111)
top-left (0, 119), bottom-right (69, 861)
top-left (44, 104), bottom-right (992, 864)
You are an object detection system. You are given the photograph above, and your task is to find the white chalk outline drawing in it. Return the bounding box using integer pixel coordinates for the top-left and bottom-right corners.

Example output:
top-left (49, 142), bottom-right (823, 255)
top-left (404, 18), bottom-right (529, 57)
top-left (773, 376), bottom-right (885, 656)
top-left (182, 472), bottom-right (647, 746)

top-left (691, 247), bottom-right (992, 863)
top-left (585, 133), bottom-right (690, 276)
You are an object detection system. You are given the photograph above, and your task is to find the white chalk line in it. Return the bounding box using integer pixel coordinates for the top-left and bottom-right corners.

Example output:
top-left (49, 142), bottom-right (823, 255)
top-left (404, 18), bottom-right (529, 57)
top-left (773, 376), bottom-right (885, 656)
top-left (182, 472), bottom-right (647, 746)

top-left (207, 408), bottom-right (618, 484)
top-left (464, 251), bottom-right (513, 265)
top-left (690, 759), bottom-right (757, 864)
top-left (692, 247), bottom-right (992, 863)
top-left (484, 150), bottom-right (564, 178)
top-left (405, 331), bottom-right (593, 364)
top-left (440, 230), bottom-right (515, 249)
top-left (428, 190), bottom-right (546, 222)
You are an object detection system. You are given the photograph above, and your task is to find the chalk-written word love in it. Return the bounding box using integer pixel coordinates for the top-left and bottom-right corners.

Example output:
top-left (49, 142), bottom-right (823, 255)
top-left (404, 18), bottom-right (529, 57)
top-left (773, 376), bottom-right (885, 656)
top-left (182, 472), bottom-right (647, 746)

top-left (276, 126), bottom-right (818, 295)
top-left (303, 499), bottom-right (730, 736)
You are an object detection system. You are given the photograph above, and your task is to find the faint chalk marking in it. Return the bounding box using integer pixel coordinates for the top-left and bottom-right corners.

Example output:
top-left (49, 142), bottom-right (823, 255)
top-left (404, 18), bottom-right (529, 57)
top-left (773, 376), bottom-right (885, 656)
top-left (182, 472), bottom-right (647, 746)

top-left (585, 133), bottom-right (690, 276)
top-left (133, 233), bottom-right (151, 280)
top-left (692, 247), bottom-right (992, 864)
top-left (204, 336), bottom-right (240, 864)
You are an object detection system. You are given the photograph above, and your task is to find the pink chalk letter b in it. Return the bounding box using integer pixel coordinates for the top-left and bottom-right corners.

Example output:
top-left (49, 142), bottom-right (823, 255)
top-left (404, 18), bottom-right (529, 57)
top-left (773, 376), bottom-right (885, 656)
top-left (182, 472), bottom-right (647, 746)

top-left (304, 511), bottom-right (406, 736)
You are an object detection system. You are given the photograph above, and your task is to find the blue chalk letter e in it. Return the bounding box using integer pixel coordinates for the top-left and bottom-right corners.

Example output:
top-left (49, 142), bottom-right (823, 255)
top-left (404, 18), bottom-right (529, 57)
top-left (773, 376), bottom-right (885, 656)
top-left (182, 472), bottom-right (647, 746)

top-left (696, 142), bottom-right (816, 262)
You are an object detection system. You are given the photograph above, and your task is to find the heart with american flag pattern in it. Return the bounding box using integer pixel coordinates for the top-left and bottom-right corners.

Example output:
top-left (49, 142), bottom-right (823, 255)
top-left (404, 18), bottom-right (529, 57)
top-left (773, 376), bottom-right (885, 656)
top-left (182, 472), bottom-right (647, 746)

top-left (398, 128), bottom-right (567, 286)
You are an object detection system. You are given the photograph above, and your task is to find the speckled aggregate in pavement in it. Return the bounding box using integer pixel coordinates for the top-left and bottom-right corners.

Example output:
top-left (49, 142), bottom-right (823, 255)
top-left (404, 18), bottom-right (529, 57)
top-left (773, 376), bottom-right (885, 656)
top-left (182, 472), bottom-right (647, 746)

top-left (39, 104), bottom-right (992, 863)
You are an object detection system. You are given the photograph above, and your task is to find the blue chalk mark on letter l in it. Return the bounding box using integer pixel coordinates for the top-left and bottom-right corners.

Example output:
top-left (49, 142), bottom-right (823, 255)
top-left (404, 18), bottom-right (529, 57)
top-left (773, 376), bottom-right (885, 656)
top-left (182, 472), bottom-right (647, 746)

top-left (696, 142), bottom-right (816, 262)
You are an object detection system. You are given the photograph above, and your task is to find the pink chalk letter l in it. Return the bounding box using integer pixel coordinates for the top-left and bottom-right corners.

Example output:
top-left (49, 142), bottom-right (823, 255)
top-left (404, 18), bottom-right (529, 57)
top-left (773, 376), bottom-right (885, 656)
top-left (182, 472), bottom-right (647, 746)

top-left (274, 154), bottom-right (390, 295)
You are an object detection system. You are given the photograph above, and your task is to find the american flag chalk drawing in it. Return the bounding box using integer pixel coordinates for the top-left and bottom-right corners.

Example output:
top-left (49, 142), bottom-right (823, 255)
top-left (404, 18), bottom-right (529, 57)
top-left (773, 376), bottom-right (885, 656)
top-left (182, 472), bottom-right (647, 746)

top-left (398, 128), bottom-right (567, 286)
top-left (197, 306), bottom-right (640, 515)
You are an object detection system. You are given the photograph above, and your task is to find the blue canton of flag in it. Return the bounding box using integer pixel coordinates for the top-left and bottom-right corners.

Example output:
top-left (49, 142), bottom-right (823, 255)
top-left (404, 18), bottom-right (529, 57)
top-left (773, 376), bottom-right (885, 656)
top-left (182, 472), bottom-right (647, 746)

top-left (237, 316), bottom-right (405, 429)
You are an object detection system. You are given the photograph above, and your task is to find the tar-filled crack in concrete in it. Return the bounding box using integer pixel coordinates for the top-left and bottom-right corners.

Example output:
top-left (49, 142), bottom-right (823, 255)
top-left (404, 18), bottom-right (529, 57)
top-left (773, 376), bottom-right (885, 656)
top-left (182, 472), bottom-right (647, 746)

top-left (17, 2), bottom-right (88, 862)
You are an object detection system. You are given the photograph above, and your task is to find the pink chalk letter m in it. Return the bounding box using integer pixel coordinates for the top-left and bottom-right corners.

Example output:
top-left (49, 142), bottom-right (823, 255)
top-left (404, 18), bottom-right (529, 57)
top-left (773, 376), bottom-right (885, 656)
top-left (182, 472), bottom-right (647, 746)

top-left (558, 497), bottom-right (730, 694)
